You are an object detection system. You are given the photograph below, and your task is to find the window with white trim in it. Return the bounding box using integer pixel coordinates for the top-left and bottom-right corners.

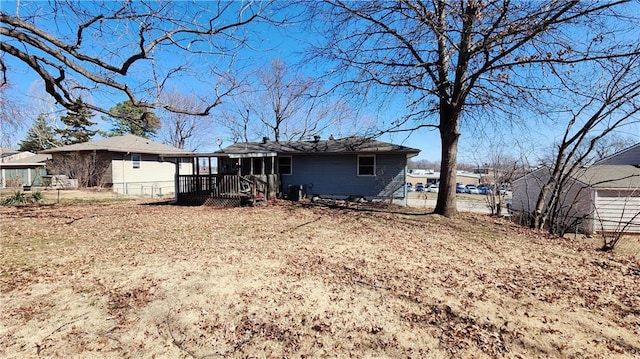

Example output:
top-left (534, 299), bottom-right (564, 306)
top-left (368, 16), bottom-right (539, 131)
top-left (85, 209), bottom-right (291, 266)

top-left (132, 154), bottom-right (141, 169)
top-left (358, 155), bottom-right (375, 176)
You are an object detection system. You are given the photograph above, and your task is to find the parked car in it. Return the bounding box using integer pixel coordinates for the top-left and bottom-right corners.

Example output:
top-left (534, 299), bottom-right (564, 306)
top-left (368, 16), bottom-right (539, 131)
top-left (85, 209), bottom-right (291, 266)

top-left (415, 182), bottom-right (425, 192)
top-left (427, 183), bottom-right (439, 193)
top-left (406, 183), bottom-right (414, 192)
top-left (477, 185), bottom-right (492, 195)
top-left (456, 183), bottom-right (466, 193)
top-left (465, 185), bottom-right (479, 194)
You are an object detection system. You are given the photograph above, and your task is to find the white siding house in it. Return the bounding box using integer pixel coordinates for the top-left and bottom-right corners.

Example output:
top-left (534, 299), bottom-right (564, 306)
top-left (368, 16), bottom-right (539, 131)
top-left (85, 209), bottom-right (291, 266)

top-left (41, 135), bottom-right (191, 196)
top-left (512, 143), bottom-right (640, 234)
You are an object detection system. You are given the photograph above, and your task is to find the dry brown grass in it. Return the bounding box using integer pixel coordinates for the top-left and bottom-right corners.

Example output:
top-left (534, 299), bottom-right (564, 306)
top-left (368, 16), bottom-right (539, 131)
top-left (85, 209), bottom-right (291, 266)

top-left (1, 199), bottom-right (639, 358)
top-left (0, 188), bottom-right (154, 204)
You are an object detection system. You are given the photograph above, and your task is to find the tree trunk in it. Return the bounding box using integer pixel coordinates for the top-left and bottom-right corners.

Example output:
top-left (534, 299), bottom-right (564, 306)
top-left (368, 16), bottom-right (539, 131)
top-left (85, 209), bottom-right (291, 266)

top-left (435, 105), bottom-right (460, 217)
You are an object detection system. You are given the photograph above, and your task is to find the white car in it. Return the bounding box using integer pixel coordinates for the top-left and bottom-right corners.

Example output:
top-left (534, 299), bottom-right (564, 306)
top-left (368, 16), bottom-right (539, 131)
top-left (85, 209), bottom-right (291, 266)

top-left (427, 184), bottom-right (439, 193)
top-left (465, 185), bottom-right (480, 194)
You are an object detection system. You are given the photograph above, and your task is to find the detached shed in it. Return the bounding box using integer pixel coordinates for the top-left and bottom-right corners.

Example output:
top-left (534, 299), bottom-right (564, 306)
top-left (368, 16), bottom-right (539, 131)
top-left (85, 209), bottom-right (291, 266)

top-left (511, 165), bottom-right (640, 234)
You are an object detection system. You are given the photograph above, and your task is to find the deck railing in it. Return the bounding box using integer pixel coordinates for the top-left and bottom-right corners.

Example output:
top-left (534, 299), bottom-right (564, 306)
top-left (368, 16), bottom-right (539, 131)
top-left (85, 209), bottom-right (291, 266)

top-left (176, 174), bottom-right (270, 205)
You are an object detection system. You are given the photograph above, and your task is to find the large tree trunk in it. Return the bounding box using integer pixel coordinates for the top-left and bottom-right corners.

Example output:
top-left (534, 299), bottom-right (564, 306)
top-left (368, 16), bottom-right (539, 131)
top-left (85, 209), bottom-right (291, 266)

top-left (435, 105), bottom-right (460, 217)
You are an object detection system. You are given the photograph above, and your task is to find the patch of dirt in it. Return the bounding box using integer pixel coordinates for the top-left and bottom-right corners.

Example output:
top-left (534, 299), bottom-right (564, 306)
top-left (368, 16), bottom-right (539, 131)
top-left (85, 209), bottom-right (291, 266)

top-left (1, 201), bottom-right (639, 358)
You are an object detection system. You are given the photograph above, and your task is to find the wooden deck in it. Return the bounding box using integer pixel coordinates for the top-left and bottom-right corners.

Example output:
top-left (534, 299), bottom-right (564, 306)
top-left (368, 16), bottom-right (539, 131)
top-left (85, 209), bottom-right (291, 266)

top-left (176, 174), bottom-right (271, 206)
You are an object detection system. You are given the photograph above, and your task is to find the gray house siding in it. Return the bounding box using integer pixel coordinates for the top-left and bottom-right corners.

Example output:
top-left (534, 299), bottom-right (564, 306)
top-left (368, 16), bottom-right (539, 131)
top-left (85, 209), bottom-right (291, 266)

top-left (511, 167), bottom-right (550, 214)
top-left (511, 165), bottom-right (640, 234)
top-left (282, 153), bottom-right (408, 198)
top-left (596, 144), bottom-right (640, 165)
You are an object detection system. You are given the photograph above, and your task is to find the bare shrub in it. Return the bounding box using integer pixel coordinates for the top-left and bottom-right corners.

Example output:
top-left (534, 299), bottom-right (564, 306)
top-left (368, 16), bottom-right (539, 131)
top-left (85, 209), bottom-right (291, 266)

top-left (46, 151), bottom-right (110, 188)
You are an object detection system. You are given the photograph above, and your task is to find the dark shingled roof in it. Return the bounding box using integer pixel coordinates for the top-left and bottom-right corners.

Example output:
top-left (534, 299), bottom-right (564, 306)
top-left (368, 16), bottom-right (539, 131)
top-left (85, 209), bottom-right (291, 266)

top-left (218, 136), bottom-right (421, 156)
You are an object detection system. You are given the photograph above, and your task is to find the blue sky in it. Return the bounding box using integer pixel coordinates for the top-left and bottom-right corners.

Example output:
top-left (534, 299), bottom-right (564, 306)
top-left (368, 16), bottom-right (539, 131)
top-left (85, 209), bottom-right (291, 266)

top-left (1, 1), bottom-right (445, 161)
top-left (3, 1), bottom-right (639, 164)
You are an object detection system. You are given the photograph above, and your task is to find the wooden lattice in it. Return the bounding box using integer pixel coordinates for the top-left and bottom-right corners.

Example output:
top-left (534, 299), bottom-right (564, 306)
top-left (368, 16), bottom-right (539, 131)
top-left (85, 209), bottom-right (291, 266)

top-left (203, 197), bottom-right (243, 207)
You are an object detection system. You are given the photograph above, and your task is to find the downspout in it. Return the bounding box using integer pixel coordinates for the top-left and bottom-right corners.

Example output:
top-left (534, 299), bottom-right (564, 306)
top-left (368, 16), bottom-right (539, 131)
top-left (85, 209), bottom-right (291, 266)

top-left (122, 152), bottom-right (130, 195)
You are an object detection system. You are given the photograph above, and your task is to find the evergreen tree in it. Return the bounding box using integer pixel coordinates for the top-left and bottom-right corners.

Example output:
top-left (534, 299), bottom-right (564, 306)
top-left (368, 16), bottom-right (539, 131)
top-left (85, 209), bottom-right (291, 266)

top-left (106, 100), bottom-right (160, 139)
top-left (57, 98), bottom-right (97, 145)
top-left (18, 114), bottom-right (59, 152)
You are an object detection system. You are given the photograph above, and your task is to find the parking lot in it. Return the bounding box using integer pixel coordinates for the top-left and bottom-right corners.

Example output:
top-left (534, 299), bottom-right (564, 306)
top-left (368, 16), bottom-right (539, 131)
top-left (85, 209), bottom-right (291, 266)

top-left (406, 192), bottom-right (506, 214)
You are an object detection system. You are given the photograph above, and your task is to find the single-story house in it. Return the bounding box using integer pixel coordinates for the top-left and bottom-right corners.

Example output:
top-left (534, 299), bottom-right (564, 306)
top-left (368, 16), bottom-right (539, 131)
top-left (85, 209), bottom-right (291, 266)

top-left (40, 134), bottom-right (191, 196)
top-left (0, 150), bottom-right (50, 188)
top-left (168, 136), bottom-right (420, 206)
top-left (511, 143), bottom-right (640, 234)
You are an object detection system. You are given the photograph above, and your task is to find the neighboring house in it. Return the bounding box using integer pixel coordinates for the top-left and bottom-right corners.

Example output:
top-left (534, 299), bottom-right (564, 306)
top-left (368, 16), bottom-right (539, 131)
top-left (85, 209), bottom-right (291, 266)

top-left (1, 148), bottom-right (18, 159)
top-left (0, 150), bottom-right (51, 188)
top-left (511, 144), bottom-right (640, 234)
top-left (40, 134), bottom-right (191, 196)
top-left (595, 142), bottom-right (640, 165)
top-left (169, 136), bottom-right (420, 206)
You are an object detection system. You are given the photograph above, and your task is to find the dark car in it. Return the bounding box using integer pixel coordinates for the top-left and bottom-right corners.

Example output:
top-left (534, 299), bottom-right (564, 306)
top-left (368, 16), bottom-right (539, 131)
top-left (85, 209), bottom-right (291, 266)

top-left (415, 182), bottom-right (425, 192)
top-left (477, 185), bottom-right (492, 195)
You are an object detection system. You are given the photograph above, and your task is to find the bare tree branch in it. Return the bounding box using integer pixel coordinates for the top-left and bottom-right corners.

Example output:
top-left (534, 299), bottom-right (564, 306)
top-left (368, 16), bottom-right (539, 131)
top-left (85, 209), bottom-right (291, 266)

top-left (305, 0), bottom-right (639, 217)
top-left (1, 1), bottom-right (276, 117)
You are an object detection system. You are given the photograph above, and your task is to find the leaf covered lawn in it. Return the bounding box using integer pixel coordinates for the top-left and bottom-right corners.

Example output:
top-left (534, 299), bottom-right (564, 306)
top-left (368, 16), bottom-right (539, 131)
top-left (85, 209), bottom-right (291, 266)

top-left (1, 200), bottom-right (639, 358)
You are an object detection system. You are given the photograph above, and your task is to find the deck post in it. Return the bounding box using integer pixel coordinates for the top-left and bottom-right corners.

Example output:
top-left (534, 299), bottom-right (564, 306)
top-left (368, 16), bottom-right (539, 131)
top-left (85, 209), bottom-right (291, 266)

top-left (252, 177), bottom-right (257, 206)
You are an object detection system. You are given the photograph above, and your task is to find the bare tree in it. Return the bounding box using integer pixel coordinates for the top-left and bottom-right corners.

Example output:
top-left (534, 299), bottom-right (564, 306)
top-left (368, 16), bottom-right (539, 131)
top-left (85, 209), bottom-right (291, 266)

top-left (218, 58), bottom-right (349, 143)
top-left (218, 85), bottom-right (255, 144)
top-left (157, 90), bottom-right (212, 150)
top-left (46, 151), bottom-right (111, 188)
top-left (306, 1), bottom-right (640, 217)
top-left (408, 158), bottom-right (441, 171)
top-left (257, 59), bottom-right (330, 142)
top-left (531, 52), bottom-right (640, 232)
top-left (1, 1), bottom-right (276, 117)
top-left (590, 135), bottom-right (636, 165)
top-left (0, 81), bottom-right (26, 148)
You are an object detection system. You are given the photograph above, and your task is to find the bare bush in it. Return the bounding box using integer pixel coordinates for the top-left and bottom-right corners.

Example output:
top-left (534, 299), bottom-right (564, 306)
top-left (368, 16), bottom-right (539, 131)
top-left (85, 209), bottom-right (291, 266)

top-left (46, 152), bottom-right (110, 188)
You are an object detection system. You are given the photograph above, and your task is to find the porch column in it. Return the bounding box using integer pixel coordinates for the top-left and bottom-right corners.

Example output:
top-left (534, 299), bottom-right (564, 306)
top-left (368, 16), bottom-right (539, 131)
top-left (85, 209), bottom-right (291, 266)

top-left (208, 156), bottom-right (212, 192)
top-left (174, 158), bottom-right (180, 203)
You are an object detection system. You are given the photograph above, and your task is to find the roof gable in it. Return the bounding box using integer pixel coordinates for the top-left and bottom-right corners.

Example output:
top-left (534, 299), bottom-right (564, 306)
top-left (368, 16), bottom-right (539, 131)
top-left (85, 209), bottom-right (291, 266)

top-left (0, 152), bottom-right (50, 166)
top-left (219, 136), bottom-right (420, 156)
top-left (572, 165), bottom-right (640, 189)
top-left (595, 143), bottom-right (640, 166)
top-left (40, 134), bottom-right (190, 155)
top-left (515, 165), bottom-right (640, 189)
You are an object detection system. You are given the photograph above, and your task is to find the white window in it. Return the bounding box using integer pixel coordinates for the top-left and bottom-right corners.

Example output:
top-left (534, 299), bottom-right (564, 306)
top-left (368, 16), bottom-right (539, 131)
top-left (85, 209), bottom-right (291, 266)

top-left (132, 154), bottom-right (141, 169)
top-left (358, 155), bottom-right (375, 176)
